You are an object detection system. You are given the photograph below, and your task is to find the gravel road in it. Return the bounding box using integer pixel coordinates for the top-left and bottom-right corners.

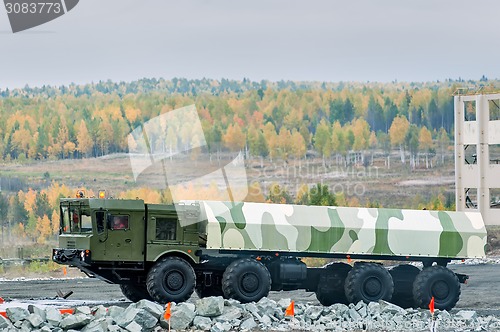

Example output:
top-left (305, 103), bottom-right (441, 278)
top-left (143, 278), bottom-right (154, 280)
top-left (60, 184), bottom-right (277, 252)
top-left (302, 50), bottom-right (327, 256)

top-left (0, 264), bottom-right (499, 316)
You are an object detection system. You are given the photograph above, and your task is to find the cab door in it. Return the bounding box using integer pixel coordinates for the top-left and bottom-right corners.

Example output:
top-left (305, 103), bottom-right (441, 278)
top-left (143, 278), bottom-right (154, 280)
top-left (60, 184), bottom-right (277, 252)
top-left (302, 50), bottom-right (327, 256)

top-left (102, 210), bottom-right (145, 261)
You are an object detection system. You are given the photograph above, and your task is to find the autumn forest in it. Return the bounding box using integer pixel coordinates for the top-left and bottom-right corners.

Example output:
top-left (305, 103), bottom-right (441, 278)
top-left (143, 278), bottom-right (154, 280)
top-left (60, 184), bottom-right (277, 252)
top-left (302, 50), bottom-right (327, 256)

top-left (0, 77), bottom-right (499, 246)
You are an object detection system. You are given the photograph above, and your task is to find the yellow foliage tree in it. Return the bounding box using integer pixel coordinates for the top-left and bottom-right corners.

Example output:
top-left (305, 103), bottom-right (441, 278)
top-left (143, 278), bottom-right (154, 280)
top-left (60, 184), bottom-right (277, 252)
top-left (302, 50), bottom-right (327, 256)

top-left (389, 115), bottom-right (410, 164)
top-left (223, 124), bottom-right (246, 151)
top-left (36, 215), bottom-right (52, 244)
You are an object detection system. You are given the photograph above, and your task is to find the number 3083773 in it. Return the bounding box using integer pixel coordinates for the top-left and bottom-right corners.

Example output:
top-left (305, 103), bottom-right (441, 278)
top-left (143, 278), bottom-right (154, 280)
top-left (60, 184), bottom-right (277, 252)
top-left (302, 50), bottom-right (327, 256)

top-left (5, 2), bottom-right (61, 14)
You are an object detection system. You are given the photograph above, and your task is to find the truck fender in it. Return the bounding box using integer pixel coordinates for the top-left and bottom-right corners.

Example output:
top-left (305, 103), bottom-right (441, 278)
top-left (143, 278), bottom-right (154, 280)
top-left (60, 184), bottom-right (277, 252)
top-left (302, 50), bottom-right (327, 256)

top-left (151, 250), bottom-right (198, 266)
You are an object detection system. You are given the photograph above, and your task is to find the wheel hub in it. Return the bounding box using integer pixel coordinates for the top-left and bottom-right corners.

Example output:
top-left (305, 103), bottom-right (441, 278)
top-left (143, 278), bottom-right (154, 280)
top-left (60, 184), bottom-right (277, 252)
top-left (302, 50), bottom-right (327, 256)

top-left (432, 280), bottom-right (450, 300)
top-left (363, 276), bottom-right (382, 298)
top-left (166, 271), bottom-right (184, 291)
top-left (241, 272), bottom-right (259, 293)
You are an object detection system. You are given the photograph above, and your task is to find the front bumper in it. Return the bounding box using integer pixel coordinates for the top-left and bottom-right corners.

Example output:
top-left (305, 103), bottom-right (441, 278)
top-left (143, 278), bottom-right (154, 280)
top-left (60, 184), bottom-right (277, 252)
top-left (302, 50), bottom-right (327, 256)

top-left (52, 248), bottom-right (92, 267)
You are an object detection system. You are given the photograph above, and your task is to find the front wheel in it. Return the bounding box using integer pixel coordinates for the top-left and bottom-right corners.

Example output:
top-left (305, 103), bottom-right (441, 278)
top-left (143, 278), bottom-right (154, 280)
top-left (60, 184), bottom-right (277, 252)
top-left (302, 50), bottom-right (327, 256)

top-left (222, 258), bottom-right (271, 303)
top-left (413, 266), bottom-right (460, 311)
top-left (146, 257), bottom-right (195, 303)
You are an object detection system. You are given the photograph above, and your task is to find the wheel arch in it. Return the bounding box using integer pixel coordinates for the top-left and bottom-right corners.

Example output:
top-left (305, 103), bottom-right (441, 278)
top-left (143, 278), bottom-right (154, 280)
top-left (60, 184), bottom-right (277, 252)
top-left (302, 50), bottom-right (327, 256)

top-left (149, 250), bottom-right (198, 267)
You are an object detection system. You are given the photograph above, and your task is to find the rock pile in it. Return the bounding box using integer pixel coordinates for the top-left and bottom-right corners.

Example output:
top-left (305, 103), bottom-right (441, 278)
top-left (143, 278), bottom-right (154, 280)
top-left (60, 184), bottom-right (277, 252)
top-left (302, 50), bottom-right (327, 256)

top-left (1, 297), bottom-right (499, 331)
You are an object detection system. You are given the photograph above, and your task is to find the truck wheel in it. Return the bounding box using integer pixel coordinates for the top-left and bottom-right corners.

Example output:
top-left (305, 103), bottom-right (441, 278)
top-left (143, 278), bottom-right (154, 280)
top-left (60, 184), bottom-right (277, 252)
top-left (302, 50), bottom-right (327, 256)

top-left (315, 262), bottom-right (351, 305)
top-left (120, 283), bottom-right (153, 302)
top-left (146, 257), bottom-right (195, 303)
top-left (413, 265), bottom-right (460, 311)
top-left (389, 264), bottom-right (420, 308)
top-left (222, 258), bottom-right (271, 303)
top-left (344, 263), bottom-right (393, 304)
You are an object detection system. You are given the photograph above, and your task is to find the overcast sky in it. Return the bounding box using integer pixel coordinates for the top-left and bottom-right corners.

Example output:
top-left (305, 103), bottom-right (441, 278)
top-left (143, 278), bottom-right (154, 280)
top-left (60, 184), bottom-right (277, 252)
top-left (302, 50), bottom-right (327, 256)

top-left (0, 0), bottom-right (499, 89)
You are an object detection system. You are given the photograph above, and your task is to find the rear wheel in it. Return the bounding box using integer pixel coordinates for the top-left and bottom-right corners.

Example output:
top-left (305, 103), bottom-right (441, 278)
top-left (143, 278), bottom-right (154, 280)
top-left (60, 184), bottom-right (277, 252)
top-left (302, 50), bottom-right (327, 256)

top-left (146, 257), bottom-right (195, 303)
top-left (389, 264), bottom-right (420, 308)
top-left (315, 262), bottom-right (351, 305)
top-left (222, 258), bottom-right (271, 303)
top-left (413, 266), bottom-right (460, 311)
top-left (120, 283), bottom-right (153, 302)
top-left (344, 262), bottom-right (393, 304)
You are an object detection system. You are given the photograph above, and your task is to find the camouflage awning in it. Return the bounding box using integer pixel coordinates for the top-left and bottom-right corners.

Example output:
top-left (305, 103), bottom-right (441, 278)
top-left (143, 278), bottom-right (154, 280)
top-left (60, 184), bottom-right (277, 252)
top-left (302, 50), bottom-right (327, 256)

top-left (199, 201), bottom-right (486, 259)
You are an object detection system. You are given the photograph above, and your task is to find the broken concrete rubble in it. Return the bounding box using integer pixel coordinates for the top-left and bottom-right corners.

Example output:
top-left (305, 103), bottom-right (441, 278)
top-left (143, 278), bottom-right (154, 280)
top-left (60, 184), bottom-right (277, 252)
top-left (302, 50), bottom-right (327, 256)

top-left (0, 297), bottom-right (497, 331)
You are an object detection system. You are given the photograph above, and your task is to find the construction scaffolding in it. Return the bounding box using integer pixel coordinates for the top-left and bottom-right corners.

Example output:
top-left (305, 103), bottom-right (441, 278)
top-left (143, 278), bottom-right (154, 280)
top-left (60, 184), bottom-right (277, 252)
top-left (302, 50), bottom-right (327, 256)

top-left (455, 92), bottom-right (500, 225)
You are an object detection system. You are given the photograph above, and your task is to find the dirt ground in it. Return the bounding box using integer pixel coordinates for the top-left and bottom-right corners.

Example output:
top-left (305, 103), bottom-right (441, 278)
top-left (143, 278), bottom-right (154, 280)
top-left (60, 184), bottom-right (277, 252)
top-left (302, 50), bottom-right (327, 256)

top-left (0, 264), bottom-right (499, 316)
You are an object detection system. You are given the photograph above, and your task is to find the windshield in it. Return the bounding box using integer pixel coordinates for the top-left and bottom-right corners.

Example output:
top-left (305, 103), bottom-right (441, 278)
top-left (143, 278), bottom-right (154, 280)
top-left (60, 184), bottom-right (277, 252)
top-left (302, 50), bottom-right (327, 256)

top-left (61, 204), bottom-right (92, 234)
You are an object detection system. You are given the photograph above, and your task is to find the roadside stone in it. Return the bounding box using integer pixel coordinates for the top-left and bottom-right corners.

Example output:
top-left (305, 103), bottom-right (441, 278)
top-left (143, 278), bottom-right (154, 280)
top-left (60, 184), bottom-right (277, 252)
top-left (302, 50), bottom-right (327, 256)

top-left (26, 313), bottom-right (44, 328)
top-left (224, 298), bottom-right (245, 310)
top-left (330, 303), bottom-right (349, 315)
top-left (245, 303), bottom-right (259, 315)
top-left (91, 305), bottom-right (108, 319)
top-left (160, 302), bottom-right (196, 330)
top-left (108, 325), bottom-right (122, 332)
top-left (193, 316), bottom-right (212, 330)
top-left (196, 296), bottom-right (224, 317)
top-left (305, 306), bottom-right (323, 320)
top-left (456, 310), bottom-right (477, 321)
top-left (28, 305), bottom-right (47, 322)
top-left (211, 321), bottom-right (232, 332)
top-left (81, 317), bottom-right (108, 332)
top-left (0, 315), bottom-right (13, 329)
top-left (59, 313), bottom-right (91, 330)
top-left (379, 300), bottom-right (405, 315)
top-left (115, 307), bottom-right (139, 327)
top-left (348, 308), bottom-right (362, 321)
top-left (354, 300), bottom-right (365, 310)
top-left (240, 317), bottom-right (257, 330)
top-left (124, 320), bottom-right (142, 332)
top-left (107, 306), bottom-right (125, 320)
top-left (257, 297), bottom-right (277, 316)
top-left (134, 299), bottom-right (164, 319)
top-left (259, 314), bottom-right (272, 326)
top-left (45, 307), bottom-right (62, 327)
top-left (214, 306), bottom-right (242, 322)
top-left (438, 310), bottom-right (451, 320)
top-left (357, 305), bottom-right (367, 318)
top-left (6, 307), bottom-right (30, 322)
top-left (277, 298), bottom-right (292, 310)
top-left (18, 319), bottom-right (33, 331)
top-left (134, 308), bottom-right (158, 329)
top-left (75, 306), bottom-right (92, 315)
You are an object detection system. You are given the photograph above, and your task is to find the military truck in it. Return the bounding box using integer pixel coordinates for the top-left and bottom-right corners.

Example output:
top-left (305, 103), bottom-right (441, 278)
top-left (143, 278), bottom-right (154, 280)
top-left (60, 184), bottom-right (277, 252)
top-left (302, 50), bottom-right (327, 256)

top-left (53, 197), bottom-right (486, 310)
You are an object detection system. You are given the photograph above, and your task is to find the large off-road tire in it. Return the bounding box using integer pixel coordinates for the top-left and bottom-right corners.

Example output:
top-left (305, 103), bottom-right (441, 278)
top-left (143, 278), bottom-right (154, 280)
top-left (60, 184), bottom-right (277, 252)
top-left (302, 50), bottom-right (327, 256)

top-left (146, 257), bottom-right (195, 303)
top-left (315, 262), bottom-right (351, 306)
top-left (389, 264), bottom-right (420, 308)
top-left (222, 258), bottom-right (271, 303)
top-left (120, 283), bottom-right (153, 302)
top-left (413, 265), bottom-right (460, 311)
top-left (345, 262), bottom-right (394, 304)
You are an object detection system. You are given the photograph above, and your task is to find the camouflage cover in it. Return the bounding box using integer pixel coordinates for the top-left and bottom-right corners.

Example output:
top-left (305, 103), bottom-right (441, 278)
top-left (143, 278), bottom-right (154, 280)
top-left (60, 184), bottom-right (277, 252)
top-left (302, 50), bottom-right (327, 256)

top-left (198, 201), bottom-right (487, 259)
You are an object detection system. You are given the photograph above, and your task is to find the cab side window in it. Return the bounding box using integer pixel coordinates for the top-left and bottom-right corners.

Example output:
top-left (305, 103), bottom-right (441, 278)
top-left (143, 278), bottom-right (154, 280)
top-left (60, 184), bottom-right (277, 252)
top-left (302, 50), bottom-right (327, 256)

top-left (111, 215), bottom-right (129, 230)
top-left (96, 212), bottom-right (105, 233)
top-left (156, 218), bottom-right (176, 240)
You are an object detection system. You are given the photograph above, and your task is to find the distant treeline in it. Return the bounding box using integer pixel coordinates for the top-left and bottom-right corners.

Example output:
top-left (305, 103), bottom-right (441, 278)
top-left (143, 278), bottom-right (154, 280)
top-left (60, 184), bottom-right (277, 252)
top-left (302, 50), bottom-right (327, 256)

top-left (0, 77), bottom-right (499, 164)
